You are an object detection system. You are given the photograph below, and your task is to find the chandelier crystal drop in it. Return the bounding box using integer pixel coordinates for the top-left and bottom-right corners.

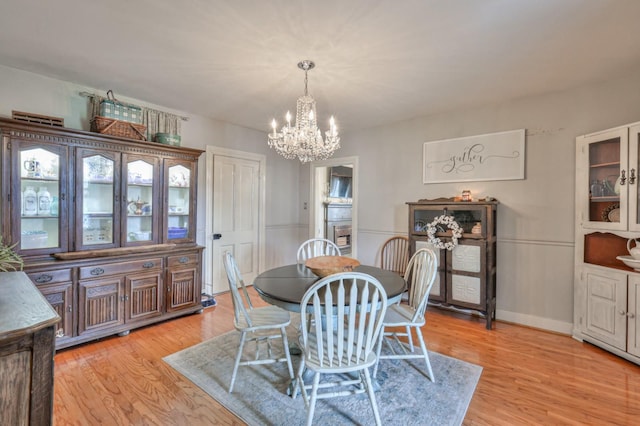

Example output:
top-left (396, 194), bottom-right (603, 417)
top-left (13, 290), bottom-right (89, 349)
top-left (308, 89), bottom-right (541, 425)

top-left (268, 60), bottom-right (340, 163)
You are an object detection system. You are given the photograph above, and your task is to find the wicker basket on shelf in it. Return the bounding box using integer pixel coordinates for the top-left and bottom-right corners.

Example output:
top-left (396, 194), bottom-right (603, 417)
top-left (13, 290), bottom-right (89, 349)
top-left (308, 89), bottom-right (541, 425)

top-left (91, 116), bottom-right (147, 141)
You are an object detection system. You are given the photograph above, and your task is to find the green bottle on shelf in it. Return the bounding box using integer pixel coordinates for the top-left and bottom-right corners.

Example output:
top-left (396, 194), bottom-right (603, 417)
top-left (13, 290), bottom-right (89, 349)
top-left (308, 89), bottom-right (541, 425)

top-left (602, 179), bottom-right (614, 197)
top-left (50, 196), bottom-right (59, 216)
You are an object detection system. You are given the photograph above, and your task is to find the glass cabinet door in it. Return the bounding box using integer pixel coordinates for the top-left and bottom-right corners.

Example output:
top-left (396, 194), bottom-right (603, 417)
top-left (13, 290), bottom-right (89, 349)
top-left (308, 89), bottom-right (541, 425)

top-left (165, 160), bottom-right (195, 242)
top-left (628, 125), bottom-right (640, 232)
top-left (76, 149), bottom-right (120, 250)
top-left (413, 205), bottom-right (486, 236)
top-left (579, 128), bottom-right (627, 231)
top-left (124, 156), bottom-right (159, 245)
top-left (14, 142), bottom-right (68, 254)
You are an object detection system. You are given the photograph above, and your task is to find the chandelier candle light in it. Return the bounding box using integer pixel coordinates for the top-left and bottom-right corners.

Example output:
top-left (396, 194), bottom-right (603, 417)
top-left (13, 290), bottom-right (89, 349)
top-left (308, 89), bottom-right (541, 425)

top-left (268, 60), bottom-right (340, 163)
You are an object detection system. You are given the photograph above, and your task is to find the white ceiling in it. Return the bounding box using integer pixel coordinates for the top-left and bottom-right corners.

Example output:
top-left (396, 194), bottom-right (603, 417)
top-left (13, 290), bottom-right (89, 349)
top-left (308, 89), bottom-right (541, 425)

top-left (1, 0), bottom-right (640, 133)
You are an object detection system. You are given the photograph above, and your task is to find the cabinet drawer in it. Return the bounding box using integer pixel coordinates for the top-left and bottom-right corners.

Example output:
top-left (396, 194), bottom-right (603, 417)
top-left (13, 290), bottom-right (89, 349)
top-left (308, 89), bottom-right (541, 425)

top-left (168, 253), bottom-right (199, 267)
top-left (79, 257), bottom-right (163, 279)
top-left (27, 268), bottom-right (72, 285)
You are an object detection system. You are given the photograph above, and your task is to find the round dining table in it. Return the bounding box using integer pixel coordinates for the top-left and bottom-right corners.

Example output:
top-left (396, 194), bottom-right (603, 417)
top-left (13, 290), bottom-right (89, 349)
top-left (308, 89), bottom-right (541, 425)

top-left (253, 263), bottom-right (406, 312)
top-left (254, 263), bottom-right (405, 396)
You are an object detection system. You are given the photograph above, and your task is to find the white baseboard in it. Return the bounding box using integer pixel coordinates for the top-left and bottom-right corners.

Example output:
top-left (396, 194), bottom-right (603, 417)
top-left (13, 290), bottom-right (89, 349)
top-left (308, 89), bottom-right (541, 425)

top-left (496, 309), bottom-right (573, 335)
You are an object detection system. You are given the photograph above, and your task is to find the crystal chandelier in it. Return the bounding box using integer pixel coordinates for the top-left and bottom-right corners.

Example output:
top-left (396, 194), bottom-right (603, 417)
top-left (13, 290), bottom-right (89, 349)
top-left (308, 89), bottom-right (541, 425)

top-left (268, 60), bottom-right (340, 163)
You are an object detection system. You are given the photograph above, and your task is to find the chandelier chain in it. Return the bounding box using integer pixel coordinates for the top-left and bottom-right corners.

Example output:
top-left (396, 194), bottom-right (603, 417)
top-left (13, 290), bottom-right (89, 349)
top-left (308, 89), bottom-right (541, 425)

top-left (304, 70), bottom-right (308, 96)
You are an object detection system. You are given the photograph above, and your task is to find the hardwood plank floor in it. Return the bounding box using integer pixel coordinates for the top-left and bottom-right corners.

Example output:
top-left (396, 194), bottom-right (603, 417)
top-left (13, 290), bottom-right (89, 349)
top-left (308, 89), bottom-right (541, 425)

top-left (53, 288), bottom-right (640, 425)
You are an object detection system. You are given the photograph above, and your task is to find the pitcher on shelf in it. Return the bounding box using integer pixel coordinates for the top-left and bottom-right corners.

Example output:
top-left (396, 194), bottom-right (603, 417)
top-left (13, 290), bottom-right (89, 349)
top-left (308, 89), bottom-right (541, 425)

top-left (627, 238), bottom-right (640, 259)
top-left (128, 198), bottom-right (148, 215)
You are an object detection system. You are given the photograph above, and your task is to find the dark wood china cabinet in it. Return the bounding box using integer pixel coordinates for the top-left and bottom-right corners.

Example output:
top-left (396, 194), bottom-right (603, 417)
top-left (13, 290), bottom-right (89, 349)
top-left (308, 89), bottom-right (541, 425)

top-left (1, 117), bottom-right (204, 349)
top-left (407, 199), bottom-right (498, 329)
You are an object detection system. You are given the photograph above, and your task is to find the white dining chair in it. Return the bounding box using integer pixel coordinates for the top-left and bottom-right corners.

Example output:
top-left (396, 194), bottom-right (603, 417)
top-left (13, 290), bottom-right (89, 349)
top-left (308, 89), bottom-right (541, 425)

top-left (222, 251), bottom-right (295, 393)
top-left (296, 238), bottom-right (341, 264)
top-left (293, 272), bottom-right (388, 426)
top-left (373, 247), bottom-right (438, 381)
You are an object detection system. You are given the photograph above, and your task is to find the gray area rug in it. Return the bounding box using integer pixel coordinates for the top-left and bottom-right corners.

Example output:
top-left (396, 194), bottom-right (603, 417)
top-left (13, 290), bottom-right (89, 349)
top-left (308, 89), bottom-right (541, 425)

top-left (163, 320), bottom-right (482, 426)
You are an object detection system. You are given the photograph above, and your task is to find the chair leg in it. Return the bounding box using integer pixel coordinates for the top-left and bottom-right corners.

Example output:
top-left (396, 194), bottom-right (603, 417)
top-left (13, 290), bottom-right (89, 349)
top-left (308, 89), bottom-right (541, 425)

top-left (416, 329), bottom-right (435, 382)
top-left (229, 331), bottom-right (246, 393)
top-left (362, 367), bottom-right (382, 426)
top-left (306, 372), bottom-right (321, 426)
top-left (373, 328), bottom-right (385, 379)
top-left (293, 356), bottom-right (307, 402)
top-left (280, 327), bottom-right (295, 380)
top-left (406, 325), bottom-right (414, 351)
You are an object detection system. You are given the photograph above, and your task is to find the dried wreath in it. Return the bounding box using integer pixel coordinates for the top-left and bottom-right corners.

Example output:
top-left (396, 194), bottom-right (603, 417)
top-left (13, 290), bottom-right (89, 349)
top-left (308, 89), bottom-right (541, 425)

top-left (426, 214), bottom-right (462, 251)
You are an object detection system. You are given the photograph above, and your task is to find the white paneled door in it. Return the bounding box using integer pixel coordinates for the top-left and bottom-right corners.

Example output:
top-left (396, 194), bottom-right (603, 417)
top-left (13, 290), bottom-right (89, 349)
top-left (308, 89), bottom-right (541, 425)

top-left (206, 148), bottom-right (265, 295)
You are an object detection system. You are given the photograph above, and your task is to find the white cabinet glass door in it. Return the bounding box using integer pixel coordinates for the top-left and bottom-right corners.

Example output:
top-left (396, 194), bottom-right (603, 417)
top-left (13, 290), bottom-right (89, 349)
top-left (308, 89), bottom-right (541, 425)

top-left (124, 157), bottom-right (159, 244)
top-left (627, 125), bottom-right (640, 232)
top-left (578, 128), bottom-right (627, 231)
top-left (165, 162), bottom-right (194, 242)
top-left (16, 143), bottom-right (68, 254)
top-left (77, 149), bottom-right (119, 250)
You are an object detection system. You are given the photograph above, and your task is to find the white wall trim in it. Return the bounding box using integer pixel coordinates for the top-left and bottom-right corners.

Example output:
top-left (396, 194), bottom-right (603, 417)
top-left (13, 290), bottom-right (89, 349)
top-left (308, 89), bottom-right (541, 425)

top-left (267, 224), bottom-right (307, 231)
top-left (496, 309), bottom-right (573, 335)
top-left (499, 238), bottom-right (574, 248)
top-left (358, 228), bottom-right (574, 248)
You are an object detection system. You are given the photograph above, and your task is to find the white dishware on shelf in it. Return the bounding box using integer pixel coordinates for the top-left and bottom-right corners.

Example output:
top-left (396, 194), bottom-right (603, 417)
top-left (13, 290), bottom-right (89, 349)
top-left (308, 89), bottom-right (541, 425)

top-left (23, 186), bottom-right (38, 216)
top-left (616, 255), bottom-right (640, 271)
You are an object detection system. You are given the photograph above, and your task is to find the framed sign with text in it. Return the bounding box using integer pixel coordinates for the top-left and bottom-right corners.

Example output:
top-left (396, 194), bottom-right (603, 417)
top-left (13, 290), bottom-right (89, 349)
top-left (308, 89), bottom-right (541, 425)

top-left (423, 129), bottom-right (525, 184)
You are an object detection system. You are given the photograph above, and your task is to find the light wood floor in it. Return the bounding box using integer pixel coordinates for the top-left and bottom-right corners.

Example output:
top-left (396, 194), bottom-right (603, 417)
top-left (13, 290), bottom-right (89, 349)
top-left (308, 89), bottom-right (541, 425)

top-left (53, 288), bottom-right (640, 425)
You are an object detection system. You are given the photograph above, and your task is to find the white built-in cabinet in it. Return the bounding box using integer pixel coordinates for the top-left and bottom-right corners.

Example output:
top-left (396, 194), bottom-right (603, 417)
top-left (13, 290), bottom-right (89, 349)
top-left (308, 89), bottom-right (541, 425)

top-left (574, 122), bottom-right (640, 364)
top-left (580, 265), bottom-right (640, 358)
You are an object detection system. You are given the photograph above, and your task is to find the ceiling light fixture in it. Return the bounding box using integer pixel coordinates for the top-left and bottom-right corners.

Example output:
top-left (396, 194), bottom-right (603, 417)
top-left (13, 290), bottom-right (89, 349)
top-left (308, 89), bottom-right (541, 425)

top-left (268, 60), bottom-right (340, 163)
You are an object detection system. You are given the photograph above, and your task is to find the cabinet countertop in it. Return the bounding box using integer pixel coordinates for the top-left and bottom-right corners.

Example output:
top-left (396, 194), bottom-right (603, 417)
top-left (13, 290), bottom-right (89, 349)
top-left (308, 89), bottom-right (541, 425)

top-left (408, 198), bottom-right (499, 205)
top-left (0, 272), bottom-right (60, 341)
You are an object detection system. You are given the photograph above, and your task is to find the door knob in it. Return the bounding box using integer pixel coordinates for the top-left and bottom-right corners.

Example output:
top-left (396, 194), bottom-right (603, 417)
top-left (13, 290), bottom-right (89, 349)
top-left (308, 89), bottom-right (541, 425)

top-left (213, 233), bottom-right (222, 240)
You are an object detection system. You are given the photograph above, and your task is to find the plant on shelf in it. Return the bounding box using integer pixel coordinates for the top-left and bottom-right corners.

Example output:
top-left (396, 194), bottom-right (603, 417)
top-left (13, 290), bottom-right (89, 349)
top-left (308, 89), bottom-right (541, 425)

top-left (0, 238), bottom-right (23, 272)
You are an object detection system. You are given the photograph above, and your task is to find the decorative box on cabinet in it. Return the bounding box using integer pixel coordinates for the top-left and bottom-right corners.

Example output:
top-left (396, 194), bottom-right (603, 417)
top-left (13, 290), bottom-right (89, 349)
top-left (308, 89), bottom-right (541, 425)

top-left (0, 272), bottom-right (59, 426)
top-left (0, 117), bottom-right (204, 350)
top-left (407, 199), bottom-right (498, 329)
top-left (574, 122), bottom-right (640, 365)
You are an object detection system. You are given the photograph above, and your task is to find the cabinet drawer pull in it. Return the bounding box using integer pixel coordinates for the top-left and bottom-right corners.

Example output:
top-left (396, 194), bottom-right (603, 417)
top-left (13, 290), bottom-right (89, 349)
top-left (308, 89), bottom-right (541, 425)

top-left (90, 267), bottom-right (105, 276)
top-left (143, 261), bottom-right (155, 268)
top-left (620, 170), bottom-right (627, 185)
top-left (631, 169), bottom-right (636, 185)
top-left (35, 274), bottom-right (53, 283)
top-left (179, 256), bottom-right (189, 264)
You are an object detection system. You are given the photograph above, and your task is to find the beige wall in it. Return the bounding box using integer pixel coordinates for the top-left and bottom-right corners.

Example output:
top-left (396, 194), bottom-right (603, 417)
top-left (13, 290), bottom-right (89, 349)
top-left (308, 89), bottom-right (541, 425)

top-left (4, 62), bottom-right (640, 333)
top-left (334, 63), bottom-right (640, 333)
top-left (0, 64), bottom-right (302, 269)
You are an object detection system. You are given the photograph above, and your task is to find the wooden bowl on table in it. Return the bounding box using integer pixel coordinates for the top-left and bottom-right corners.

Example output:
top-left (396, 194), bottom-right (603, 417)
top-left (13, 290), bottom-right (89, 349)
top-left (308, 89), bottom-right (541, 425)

top-left (305, 256), bottom-right (361, 278)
